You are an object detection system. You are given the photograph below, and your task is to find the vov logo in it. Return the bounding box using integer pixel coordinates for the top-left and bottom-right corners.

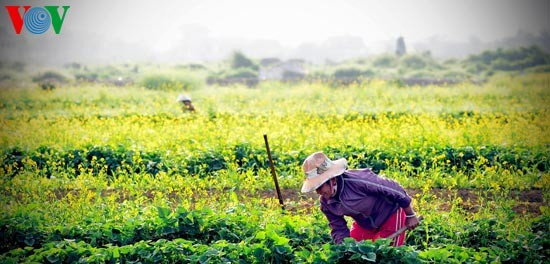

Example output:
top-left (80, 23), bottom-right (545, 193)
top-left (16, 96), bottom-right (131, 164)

top-left (5, 6), bottom-right (70, 34)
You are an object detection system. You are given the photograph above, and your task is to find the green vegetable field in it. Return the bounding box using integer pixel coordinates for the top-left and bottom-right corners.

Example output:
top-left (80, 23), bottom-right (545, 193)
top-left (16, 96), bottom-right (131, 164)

top-left (0, 71), bottom-right (548, 263)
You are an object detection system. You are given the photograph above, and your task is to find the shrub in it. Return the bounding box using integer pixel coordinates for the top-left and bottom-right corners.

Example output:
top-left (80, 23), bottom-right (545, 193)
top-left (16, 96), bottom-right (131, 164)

top-left (176, 64), bottom-right (207, 70)
top-left (465, 63), bottom-right (488, 74)
top-left (333, 67), bottom-right (362, 79)
top-left (31, 71), bottom-right (69, 90)
top-left (0, 72), bottom-right (12, 82)
top-left (74, 72), bottom-right (99, 82)
top-left (466, 45), bottom-right (550, 71)
top-left (406, 70), bottom-right (433, 78)
top-left (525, 64), bottom-right (550, 73)
top-left (225, 68), bottom-right (258, 79)
top-left (442, 70), bottom-right (470, 79)
top-left (373, 54), bottom-right (398, 68)
top-left (332, 67), bottom-right (374, 79)
top-left (401, 55), bottom-right (427, 69)
top-left (31, 71), bottom-right (67, 83)
top-left (11, 61), bottom-right (26, 71)
top-left (140, 74), bottom-right (199, 91)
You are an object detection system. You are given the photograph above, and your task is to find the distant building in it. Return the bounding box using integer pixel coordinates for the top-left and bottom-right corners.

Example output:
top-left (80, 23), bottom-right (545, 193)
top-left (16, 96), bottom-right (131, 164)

top-left (396, 36), bottom-right (407, 56)
top-left (259, 59), bottom-right (307, 81)
top-left (259, 58), bottom-right (282, 67)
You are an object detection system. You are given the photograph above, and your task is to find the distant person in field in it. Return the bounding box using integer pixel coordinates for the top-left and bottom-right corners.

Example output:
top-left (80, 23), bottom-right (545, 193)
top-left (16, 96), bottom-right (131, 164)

top-left (300, 152), bottom-right (420, 246)
top-left (177, 94), bottom-right (196, 112)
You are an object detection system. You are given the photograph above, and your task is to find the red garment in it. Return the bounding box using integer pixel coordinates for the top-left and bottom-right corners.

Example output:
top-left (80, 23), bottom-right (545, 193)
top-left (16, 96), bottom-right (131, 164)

top-left (350, 207), bottom-right (407, 246)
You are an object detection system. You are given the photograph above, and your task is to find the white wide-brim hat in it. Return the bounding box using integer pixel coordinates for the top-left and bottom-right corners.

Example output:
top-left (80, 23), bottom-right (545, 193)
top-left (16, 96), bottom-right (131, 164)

top-left (301, 152), bottom-right (347, 193)
top-left (176, 94), bottom-right (192, 102)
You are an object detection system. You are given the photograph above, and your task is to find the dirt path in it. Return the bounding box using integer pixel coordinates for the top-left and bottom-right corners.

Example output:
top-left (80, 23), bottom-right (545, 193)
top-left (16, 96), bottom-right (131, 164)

top-left (45, 186), bottom-right (544, 216)
top-left (261, 188), bottom-right (545, 215)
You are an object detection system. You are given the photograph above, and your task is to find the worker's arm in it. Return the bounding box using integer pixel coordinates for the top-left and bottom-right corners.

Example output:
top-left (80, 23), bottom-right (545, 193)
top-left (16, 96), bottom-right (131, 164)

top-left (403, 205), bottom-right (420, 229)
top-left (321, 200), bottom-right (350, 244)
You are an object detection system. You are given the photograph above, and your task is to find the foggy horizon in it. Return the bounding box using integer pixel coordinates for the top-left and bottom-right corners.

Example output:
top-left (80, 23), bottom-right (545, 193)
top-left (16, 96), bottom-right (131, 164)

top-left (0, 0), bottom-right (549, 66)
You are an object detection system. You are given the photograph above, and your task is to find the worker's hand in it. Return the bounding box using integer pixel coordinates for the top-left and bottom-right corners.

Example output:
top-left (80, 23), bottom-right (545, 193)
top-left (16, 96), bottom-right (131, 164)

top-left (405, 215), bottom-right (420, 229)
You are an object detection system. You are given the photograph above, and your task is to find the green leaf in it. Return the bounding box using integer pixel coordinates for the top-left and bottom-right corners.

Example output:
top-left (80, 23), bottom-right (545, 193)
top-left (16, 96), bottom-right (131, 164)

top-left (362, 252), bottom-right (376, 262)
top-left (119, 246), bottom-right (131, 255)
top-left (230, 191), bottom-right (239, 203)
top-left (46, 253), bottom-right (60, 263)
top-left (157, 206), bottom-right (171, 219)
top-left (273, 234), bottom-right (290, 246)
top-left (255, 231), bottom-right (266, 240)
top-left (358, 243), bottom-right (374, 254)
top-left (113, 247), bottom-right (120, 258)
top-left (24, 237), bottom-right (35, 246)
top-left (349, 253), bottom-right (362, 260)
top-left (253, 247), bottom-right (266, 260)
top-left (275, 245), bottom-right (290, 255)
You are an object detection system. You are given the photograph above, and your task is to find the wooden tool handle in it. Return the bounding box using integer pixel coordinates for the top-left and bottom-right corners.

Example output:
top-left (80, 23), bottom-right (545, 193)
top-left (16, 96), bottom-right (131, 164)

top-left (386, 215), bottom-right (423, 240)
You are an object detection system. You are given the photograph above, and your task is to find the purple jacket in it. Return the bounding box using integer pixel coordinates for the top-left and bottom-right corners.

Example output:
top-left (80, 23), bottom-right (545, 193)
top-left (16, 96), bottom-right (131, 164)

top-left (320, 168), bottom-right (411, 244)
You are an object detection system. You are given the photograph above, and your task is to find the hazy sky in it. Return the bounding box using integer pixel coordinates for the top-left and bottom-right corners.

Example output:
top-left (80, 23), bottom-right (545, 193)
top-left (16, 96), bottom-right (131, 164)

top-left (1, 0), bottom-right (549, 64)
top-left (74, 0), bottom-right (549, 49)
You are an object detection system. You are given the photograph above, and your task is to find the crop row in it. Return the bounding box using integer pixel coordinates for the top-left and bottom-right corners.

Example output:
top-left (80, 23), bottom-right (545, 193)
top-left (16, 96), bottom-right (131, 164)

top-left (2, 144), bottom-right (547, 179)
top-left (1, 205), bottom-right (547, 263)
top-left (0, 207), bottom-right (260, 254)
top-left (0, 237), bottom-right (420, 264)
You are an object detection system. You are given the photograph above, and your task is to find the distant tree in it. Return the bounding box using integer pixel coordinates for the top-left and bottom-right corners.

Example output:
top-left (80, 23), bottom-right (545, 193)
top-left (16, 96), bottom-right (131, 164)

top-left (12, 61), bottom-right (26, 72)
top-left (466, 45), bottom-right (550, 71)
top-left (396, 36), bottom-right (407, 56)
top-left (373, 54), bottom-right (398, 68)
top-left (32, 71), bottom-right (68, 90)
top-left (401, 54), bottom-right (427, 69)
top-left (225, 68), bottom-right (258, 79)
top-left (333, 67), bottom-right (363, 79)
top-left (230, 51), bottom-right (258, 70)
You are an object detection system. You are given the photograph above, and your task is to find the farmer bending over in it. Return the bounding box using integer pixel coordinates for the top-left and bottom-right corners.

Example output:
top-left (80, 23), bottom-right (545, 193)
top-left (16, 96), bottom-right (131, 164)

top-left (301, 152), bottom-right (419, 246)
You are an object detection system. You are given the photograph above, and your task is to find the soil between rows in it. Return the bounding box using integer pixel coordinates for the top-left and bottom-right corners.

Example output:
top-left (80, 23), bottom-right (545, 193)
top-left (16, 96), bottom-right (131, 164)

top-left (44, 187), bottom-right (544, 216)
top-left (262, 188), bottom-right (544, 215)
